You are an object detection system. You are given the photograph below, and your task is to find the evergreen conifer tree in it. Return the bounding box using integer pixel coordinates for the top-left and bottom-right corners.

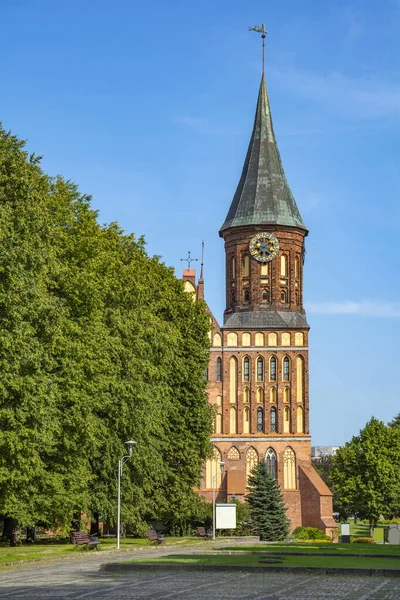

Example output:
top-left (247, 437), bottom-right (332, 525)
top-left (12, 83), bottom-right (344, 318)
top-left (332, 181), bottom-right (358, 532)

top-left (246, 461), bottom-right (290, 541)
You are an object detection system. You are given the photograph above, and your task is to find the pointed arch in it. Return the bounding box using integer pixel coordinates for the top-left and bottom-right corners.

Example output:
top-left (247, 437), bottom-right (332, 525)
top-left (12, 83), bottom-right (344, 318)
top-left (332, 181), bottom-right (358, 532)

top-left (227, 332), bottom-right (238, 347)
top-left (257, 387), bottom-right (264, 403)
top-left (242, 332), bottom-right (251, 347)
top-left (283, 447), bottom-right (296, 489)
top-left (280, 254), bottom-right (288, 277)
top-left (295, 332), bottom-right (304, 346)
top-left (205, 446), bottom-right (222, 489)
top-left (266, 448), bottom-right (277, 479)
top-left (246, 447), bottom-right (259, 482)
top-left (243, 406), bottom-right (250, 434)
top-left (283, 355), bottom-right (290, 381)
top-left (270, 406), bottom-right (277, 432)
top-left (284, 406), bottom-right (290, 433)
top-left (215, 413), bottom-right (222, 434)
top-left (227, 446), bottom-right (240, 460)
top-left (281, 289), bottom-right (287, 303)
top-left (230, 406), bottom-right (237, 434)
top-left (255, 332), bottom-right (264, 346)
top-left (269, 356), bottom-right (277, 381)
top-left (257, 406), bottom-right (263, 432)
top-left (217, 356), bottom-right (222, 381)
top-left (282, 332), bottom-right (290, 346)
top-left (243, 356), bottom-right (250, 382)
top-left (283, 387), bottom-right (290, 403)
top-left (229, 357), bottom-right (237, 403)
top-left (213, 332), bottom-right (222, 347)
top-left (270, 387), bottom-right (276, 403)
top-left (257, 356), bottom-right (264, 381)
top-left (243, 387), bottom-right (249, 403)
top-left (296, 356), bottom-right (304, 403)
top-left (297, 406), bottom-right (304, 433)
top-left (243, 255), bottom-right (250, 277)
top-left (262, 288), bottom-right (270, 302)
top-left (268, 332), bottom-right (278, 346)
top-left (216, 395), bottom-right (222, 406)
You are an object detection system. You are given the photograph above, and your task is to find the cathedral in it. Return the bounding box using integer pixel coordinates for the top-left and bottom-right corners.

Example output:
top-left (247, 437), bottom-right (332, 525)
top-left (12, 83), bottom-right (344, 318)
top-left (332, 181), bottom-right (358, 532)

top-left (183, 71), bottom-right (336, 536)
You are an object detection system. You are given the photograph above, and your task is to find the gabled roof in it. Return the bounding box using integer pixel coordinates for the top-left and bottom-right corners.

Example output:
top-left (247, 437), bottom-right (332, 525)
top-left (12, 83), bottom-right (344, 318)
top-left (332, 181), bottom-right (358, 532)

top-left (220, 75), bottom-right (307, 234)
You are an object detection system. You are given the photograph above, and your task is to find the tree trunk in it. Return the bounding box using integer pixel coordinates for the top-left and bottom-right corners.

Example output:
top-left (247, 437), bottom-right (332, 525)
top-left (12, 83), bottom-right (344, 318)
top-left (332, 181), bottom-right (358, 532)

top-left (71, 512), bottom-right (81, 532)
top-left (369, 521), bottom-right (374, 539)
top-left (9, 520), bottom-right (22, 547)
top-left (90, 512), bottom-right (99, 535)
top-left (2, 517), bottom-right (13, 540)
top-left (26, 526), bottom-right (36, 544)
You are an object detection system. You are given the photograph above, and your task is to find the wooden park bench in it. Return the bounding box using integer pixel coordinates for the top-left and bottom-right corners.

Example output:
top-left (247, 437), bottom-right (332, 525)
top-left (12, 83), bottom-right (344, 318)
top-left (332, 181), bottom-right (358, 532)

top-left (196, 526), bottom-right (213, 539)
top-left (70, 531), bottom-right (100, 550)
top-left (146, 529), bottom-right (166, 545)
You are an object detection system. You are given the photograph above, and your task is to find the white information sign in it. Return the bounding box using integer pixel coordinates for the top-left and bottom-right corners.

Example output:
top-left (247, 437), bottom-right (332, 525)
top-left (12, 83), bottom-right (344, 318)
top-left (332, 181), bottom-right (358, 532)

top-left (341, 523), bottom-right (350, 536)
top-left (216, 504), bottom-right (236, 530)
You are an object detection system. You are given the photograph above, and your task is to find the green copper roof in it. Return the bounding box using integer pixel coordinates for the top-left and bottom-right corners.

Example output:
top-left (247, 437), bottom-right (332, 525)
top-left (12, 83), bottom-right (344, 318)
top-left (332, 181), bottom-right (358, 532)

top-left (220, 75), bottom-right (307, 233)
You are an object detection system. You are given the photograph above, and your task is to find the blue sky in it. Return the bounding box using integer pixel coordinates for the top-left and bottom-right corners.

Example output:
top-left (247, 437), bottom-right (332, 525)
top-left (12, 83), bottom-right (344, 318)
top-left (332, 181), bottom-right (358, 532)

top-left (1, 0), bottom-right (400, 446)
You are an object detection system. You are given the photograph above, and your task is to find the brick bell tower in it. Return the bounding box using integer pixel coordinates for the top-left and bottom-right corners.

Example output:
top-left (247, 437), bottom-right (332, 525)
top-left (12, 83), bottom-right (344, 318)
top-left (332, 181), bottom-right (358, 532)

top-left (195, 70), bottom-right (336, 536)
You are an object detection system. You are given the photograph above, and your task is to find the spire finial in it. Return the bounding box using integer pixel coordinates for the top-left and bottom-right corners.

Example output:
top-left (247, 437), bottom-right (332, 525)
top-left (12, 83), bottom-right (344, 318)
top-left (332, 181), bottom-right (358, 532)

top-left (180, 251), bottom-right (198, 269)
top-left (249, 23), bottom-right (268, 75)
top-left (199, 240), bottom-right (204, 280)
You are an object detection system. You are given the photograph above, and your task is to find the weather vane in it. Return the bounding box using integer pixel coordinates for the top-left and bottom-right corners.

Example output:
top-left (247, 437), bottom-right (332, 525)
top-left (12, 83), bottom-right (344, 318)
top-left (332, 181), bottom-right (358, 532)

top-left (180, 251), bottom-right (198, 269)
top-left (249, 23), bottom-right (268, 75)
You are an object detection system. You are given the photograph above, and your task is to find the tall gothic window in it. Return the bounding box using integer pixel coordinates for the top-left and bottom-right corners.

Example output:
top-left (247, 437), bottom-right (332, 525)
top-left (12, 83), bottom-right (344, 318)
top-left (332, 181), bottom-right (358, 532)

top-left (284, 406), bottom-right (290, 433)
top-left (270, 407), bottom-right (277, 432)
top-left (230, 256), bottom-right (236, 279)
top-left (266, 448), bottom-right (277, 479)
top-left (283, 447), bottom-right (296, 489)
top-left (246, 447), bottom-right (258, 482)
top-left (281, 289), bottom-right (287, 303)
top-left (262, 288), bottom-right (270, 302)
top-left (270, 356), bottom-right (277, 381)
top-left (243, 406), bottom-right (250, 434)
top-left (257, 356), bottom-right (263, 381)
top-left (243, 357), bottom-right (250, 381)
top-left (205, 447), bottom-right (222, 489)
top-left (217, 357), bottom-right (222, 381)
top-left (244, 289), bottom-right (250, 303)
top-left (283, 356), bottom-right (290, 381)
top-left (257, 407), bottom-right (263, 432)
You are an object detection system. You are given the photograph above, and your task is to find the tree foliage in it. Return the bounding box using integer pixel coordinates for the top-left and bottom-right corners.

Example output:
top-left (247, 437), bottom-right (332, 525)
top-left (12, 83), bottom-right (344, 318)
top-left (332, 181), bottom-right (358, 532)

top-left (331, 417), bottom-right (400, 527)
top-left (0, 124), bottom-right (213, 540)
top-left (246, 461), bottom-right (289, 541)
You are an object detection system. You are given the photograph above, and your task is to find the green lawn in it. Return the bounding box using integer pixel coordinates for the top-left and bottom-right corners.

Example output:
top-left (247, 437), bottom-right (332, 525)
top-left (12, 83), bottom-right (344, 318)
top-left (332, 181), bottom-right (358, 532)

top-left (219, 543), bottom-right (400, 555)
top-left (0, 536), bottom-right (203, 565)
top-left (132, 552), bottom-right (400, 570)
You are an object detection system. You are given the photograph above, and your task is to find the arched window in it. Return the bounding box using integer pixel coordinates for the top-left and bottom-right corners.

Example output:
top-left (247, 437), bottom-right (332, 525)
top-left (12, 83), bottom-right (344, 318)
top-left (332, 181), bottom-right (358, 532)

top-left (255, 332), bottom-right (264, 346)
top-left (295, 332), bottom-right (304, 347)
top-left (243, 387), bottom-right (249, 403)
top-left (262, 289), bottom-right (270, 302)
top-left (282, 332), bottom-right (290, 346)
top-left (244, 289), bottom-right (250, 303)
top-left (217, 357), bottom-right (222, 381)
top-left (215, 413), bottom-right (222, 434)
top-left (270, 407), bottom-right (277, 432)
top-left (270, 356), bottom-right (277, 381)
top-left (297, 406), bottom-right (304, 433)
top-left (283, 356), bottom-right (290, 381)
top-left (257, 407), bottom-right (263, 432)
top-left (297, 356), bottom-right (304, 403)
top-left (227, 446), bottom-right (240, 460)
top-left (243, 406), bottom-right (250, 434)
top-left (230, 406), bottom-right (237, 434)
top-left (216, 395), bottom-right (222, 407)
top-left (281, 289), bottom-right (287, 303)
top-left (246, 447), bottom-right (258, 482)
top-left (227, 332), bottom-right (238, 347)
top-left (280, 254), bottom-right (288, 277)
top-left (243, 356), bottom-right (250, 382)
top-left (242, 255), bottom-right (250, 277)
top-left (213, 332), bottom-right (222, 347)
top-left (270, 387), bottom-right (276, 403)
top-left (283, 447), bottom-right (296, 489)
top-left (256, 387), bottom-right (263, 403)
top-left (205, 446), bottom-right (222, 489)
top-left (257, 356), bottom-right (263, 381)
top-left (266, 448), bottom-right (277, 479)
top-left (284, 387), bottom-right (290, 403)
top-left (229, 357), bottom-right (237, 403)
top-left (295, 256), bottom-right (300, 279)
top-left (261, 263), bottom-right (269, 276)
top-left (230, 256), bottom-right (236, 279)
top-left (284, 406), bottom-right (290, 433)
top-left (242, 332), bottom-right (251, 346)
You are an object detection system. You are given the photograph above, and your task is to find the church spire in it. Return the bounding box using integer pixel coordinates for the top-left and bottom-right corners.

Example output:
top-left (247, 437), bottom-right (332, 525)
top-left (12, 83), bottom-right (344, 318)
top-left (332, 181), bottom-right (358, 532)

top-left (220, 74), bottom-right (307, 234)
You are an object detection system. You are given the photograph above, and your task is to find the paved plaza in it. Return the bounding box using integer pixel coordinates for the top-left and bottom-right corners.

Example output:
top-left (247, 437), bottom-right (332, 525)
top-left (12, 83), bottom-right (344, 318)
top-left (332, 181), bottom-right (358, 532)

top-left (0, 549), bottom-right (400, 599)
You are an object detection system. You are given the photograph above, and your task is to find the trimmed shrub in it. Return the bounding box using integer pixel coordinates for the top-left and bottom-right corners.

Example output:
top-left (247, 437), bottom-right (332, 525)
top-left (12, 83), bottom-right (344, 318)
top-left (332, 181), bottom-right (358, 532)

top-left (293, 526), bottom-right (331, 541)
top-left (352, 537), bottom-right (374, 544)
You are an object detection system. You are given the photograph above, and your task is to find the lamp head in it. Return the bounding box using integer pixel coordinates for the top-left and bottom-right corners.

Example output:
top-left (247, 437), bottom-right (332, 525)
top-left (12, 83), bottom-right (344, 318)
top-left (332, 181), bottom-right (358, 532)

top-left (219, 461), bottom-right (226, 474)
top-left (125, 440), bottom-right (137, 454)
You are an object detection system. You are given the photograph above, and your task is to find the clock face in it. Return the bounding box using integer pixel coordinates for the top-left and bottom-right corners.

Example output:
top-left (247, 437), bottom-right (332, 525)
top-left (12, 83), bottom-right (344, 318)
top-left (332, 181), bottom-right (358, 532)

top-left (249, 232), bottom-right (279, 263)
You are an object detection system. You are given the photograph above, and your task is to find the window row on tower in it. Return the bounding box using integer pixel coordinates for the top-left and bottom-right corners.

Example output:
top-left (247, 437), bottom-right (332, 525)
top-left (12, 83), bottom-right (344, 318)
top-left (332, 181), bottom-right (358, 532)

top-left (229, 254), bottom-right (301, 280)
top-left (215, 355), bottom-right (305, 383)
top-left (212, 331), bottom-right (305, 348)
top-left (205, 445), bottom-right (297, 490)
top-left (214, 405), bottom-right (305, 435)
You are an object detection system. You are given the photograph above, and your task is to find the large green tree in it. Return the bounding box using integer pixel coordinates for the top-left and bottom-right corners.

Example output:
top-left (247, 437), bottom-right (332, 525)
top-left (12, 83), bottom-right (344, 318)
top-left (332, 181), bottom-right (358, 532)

top-left (331, 417), bottom-right (400, 534)
top-left (246, 461), bottom-right (289, 541)
top-left (0, 124), bottom-right (213, 543)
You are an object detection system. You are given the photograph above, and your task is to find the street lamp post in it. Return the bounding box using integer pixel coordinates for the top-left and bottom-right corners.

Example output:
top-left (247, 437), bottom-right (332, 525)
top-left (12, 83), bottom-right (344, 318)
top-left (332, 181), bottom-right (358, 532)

top-left (212, 461), bottom-right (225, 541)
top-left (117, 440), bottom-right (136, 550)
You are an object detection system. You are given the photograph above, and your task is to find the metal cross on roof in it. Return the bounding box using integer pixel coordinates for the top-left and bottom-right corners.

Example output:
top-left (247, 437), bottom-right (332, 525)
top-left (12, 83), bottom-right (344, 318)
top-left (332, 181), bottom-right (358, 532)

top-left (180, 251), bottom-right (198, 268)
